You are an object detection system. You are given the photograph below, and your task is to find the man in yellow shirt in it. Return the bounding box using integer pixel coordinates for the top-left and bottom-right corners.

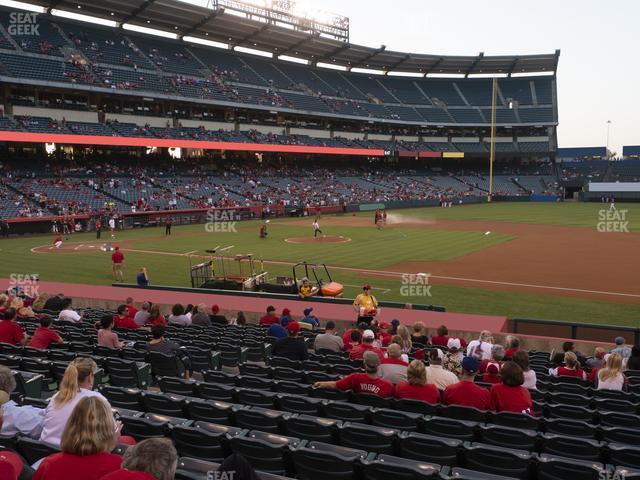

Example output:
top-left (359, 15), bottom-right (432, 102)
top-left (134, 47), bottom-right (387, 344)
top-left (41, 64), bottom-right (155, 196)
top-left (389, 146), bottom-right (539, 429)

top-left (298, 278), bottom-right (317, 298)
top-left (353, 284), bottom-right (378, 326)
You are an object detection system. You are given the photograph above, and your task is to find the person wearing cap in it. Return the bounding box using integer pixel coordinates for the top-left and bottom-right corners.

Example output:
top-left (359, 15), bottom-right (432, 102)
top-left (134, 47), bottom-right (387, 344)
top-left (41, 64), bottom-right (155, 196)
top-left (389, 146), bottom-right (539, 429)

top-left (394, 359), bottom-right (440, 404)
top-left (466, 330), bottom-right (494, 361)
top-left (342, 322), bottom-right (368, 347)
top-left (0, 365), bottom-right (45, 438)
top-left (425, 349), bottom-right (459, 390)
top-left (377, 322), bottom-right (391, 347)
top-left (352, 284), bottom-right (378, 326)
top-left (313, 321), bottom-right (343, 353)
top-left (280, 308), bottom-right (292, 325)
top-left (443, 338), bottom-right (463, 378)
top-left (378, 344), bottom-right (409, 384)
top-left (611, 336), bottom-right (632, 359)
top-left (442, 356), bottom-right (491, 410)
top-left (111, 246), bottom-right (125, 282)
top-left (349, 329), bottom-right (384, 361)
top-left (314, 351), bottom-right (393, 398)
top-left (259, 305), bottom-right (280, 325)
top-left (489, 361), bottom-right (533, 414)
top-left (209, 304), bottom-right (227, 325)
top-left (272, 321), bottom-right (308, 361)
top-left (301, 307), bottom-right (320, 328)
top-left (0, 451), bottom-right (28, 480)
top-left (480, 344), bottom-right (505, 384)
top-left (267, 317), bottom-right (289, 339)
top-left (101, 438), bottom-right (177, 480)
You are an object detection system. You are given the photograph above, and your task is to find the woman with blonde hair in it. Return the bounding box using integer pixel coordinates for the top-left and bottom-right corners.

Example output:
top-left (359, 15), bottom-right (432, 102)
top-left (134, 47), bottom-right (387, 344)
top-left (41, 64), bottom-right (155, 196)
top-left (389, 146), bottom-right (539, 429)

top-left (411, 322), bottom-right (429, 345)
top-left (597, 353), bottom-right (625, 391)
top-left (40, 357), bottom-right (111, 446)
top-left (10, 297), bottom-right (36, 318)
top-left (33, 396), bottom-right (122, 479)
top-left (396, 325), bottom-right (413, 353)
top-left (548, 351), bottom-right (586, 380)
top-left (393, 359), bottom-right (439, 404)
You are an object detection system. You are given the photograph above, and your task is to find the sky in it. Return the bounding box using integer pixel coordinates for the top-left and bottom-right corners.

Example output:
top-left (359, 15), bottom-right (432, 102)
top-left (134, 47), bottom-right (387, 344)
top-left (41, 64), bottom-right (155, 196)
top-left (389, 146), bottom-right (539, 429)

top-left (308, 0), bottom-right (639, 155)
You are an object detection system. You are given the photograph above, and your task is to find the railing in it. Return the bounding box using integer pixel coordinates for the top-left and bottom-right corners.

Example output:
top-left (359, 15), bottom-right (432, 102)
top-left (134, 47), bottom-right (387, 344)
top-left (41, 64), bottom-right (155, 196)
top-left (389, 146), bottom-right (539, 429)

top-left (509, 317), bottom-right (640, 344)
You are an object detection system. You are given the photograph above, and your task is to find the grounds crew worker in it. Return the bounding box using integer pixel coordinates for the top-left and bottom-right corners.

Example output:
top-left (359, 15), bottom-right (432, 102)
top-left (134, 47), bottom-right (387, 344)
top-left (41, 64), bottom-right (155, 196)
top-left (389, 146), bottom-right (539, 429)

top-left (353, 283), bottom-right (379, 326)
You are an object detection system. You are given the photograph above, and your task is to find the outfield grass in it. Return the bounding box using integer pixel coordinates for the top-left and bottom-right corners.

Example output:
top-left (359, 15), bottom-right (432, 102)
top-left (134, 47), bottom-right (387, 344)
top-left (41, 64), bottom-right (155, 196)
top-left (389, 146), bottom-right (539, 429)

top-left (1, 203), bottom-right (638, 325)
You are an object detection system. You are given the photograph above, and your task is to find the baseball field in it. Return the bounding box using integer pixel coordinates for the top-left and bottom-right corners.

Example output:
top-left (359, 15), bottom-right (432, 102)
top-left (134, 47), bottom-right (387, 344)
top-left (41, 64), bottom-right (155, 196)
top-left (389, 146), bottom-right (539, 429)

top-left (2, 202), bottom-right (639, 325)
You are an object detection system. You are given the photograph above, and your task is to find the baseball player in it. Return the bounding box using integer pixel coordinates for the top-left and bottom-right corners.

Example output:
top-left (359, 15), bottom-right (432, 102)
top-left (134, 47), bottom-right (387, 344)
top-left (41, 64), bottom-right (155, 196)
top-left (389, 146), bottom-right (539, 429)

top-left (313, 219), bottom-right (323, 237)
top-left (108, 216), bottom-right (116, 239)
top-left (53, 234), bottom-right (63, 249)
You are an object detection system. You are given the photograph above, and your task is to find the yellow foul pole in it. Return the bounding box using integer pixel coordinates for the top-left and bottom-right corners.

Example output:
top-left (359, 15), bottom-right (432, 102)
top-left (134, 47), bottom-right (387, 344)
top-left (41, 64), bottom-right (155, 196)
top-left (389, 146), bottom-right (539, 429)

top-left (488, 76), bottom-right (497, 202)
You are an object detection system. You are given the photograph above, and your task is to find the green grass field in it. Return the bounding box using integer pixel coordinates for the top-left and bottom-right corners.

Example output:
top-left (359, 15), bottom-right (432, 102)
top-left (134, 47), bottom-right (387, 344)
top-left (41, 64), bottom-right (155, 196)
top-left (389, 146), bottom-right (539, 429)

top-left (1, 202), bottom-right (639, 326)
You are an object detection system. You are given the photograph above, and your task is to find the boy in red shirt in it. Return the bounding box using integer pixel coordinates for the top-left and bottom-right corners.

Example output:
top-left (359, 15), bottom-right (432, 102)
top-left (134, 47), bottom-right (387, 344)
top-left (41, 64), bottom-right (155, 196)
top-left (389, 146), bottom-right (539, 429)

top-left (349, 330), bottom-right (384, 360)
top-left (0, 308), bottom-right (27, 346)
top-left (28, 315), bottom-right (63, 349)
top-left (314, 351), bottom-right (393, 398)
top-left (125, 297), bottom-right (138, 318)
top-left (443, 356), bottom-right (491, 410)
top-left (259, 306), bottom-right (279, 325)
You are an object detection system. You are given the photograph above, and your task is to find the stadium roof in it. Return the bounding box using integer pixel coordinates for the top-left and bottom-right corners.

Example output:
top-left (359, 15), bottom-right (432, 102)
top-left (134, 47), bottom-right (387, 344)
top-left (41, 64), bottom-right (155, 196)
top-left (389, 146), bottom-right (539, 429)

top-left (30, 0), bottom-right (560, 76)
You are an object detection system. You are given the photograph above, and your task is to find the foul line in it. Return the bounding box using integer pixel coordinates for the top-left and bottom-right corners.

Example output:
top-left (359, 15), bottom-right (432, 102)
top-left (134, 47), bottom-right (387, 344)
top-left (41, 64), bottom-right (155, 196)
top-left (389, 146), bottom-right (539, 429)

top-left (29, 244), bottom-right (640, 299)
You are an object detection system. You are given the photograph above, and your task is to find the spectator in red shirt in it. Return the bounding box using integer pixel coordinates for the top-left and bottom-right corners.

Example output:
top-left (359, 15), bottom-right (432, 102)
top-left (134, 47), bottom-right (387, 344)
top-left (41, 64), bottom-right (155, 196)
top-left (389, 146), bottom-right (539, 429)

top-left (0, 308), bottom-right (27, 346)
top-left (504, 335), bottom-right (520, 359)
top-left (125, 297), bottom-right (137, 318)
top-left (314, 351), bottom-right (393, 398)
top-left (431, 325), bottom-right (449, 347)
top-left (489, 361), bottom-right (533, 414)
top-left (342, 322), bottom-right (368, 346)
top-left (28, 315), bottom-right (63, 350)
top-left (377, 321), bottom-right (392, 347)
top-left (394, 359), bottom-right (440, 404)
top-left (480, 345), bottom-right (505, 384)
top-left (111, 247), bottom-right (125, 283)
top-left (349, 329), bottom-right (384, 361)
top-left (343, 330), bottom-right (361, 352)
top-left (548, 351), bottom-right (586, 380)
top-left (442, 356), bottom-right (491, 410)
top-left (259, 306), bottom-right (279, 325)
top-left (113, 305), bottom-right (140, 329)
top-left (145, 305), bottom-right (166, 326)
top-left (33, 396), bottom-right (122, 480)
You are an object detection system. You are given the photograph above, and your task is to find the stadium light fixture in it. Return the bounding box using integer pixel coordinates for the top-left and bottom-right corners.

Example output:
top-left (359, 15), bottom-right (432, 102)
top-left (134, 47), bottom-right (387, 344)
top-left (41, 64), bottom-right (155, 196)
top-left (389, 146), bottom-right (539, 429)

top-left (0, 1), bottom-right (44, 13)
top-left (51, 8), bottom-right (117, 27)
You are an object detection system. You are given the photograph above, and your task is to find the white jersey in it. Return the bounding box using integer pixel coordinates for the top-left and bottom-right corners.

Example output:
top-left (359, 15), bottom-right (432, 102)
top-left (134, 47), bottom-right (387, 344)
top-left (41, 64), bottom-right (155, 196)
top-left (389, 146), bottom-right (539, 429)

top-left (108, 219), bottom-right (116, 229)
top-left (313, 221), bottom-right (320, 230)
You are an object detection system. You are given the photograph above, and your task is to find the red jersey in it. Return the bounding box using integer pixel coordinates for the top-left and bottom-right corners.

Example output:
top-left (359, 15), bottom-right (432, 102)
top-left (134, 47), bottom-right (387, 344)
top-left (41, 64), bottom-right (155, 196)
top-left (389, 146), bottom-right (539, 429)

top-left (28, 327), bottom-right (61, 349)
top-left (335, 373), bottom-right (393, 398)
top-left (504, 347), bottom-right (519, 358)
top-left (113, 315), bottom-right (139, 329)
top-left (0, 320), bottom-right (25, 345)
top-left (126, 305), bottom-right (138, 318)
top-left (394, 381), bottom-right (440, 404)
top-left (480, 360), bottom-right (503, 384)
top-left (442, 380), bottom-right (491, 410)
top-left (111, 251), bottom-right (124, 264)
top-left (259, 314), bottom-right (279, 325)
top-left (349, 343), bottom-right (384, 361)
top-left (377, 332), bottom-right (392, 347)
top-left (552, 366), bottom-right (585, 379)
top-left (146, 315), bottom-right (166, 326)
top-left (33, 452), bottom-right (122, 480)
top-left (490, 384), bottom-right (533, 414)
top-left (431, 335), bottom-right (449, 347)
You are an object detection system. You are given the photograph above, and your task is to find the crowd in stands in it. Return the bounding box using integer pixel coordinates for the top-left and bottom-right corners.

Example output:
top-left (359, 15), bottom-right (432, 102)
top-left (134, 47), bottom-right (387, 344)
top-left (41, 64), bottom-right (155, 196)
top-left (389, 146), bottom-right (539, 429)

top-left (0, 284), bottom-right (638, 478)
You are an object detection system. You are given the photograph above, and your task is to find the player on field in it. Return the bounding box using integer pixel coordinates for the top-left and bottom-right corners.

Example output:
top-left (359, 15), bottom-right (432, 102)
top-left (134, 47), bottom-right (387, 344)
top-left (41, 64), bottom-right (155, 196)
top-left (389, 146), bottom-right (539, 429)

top-left (53, 234), bottom-right (63, 249)
top-left (313, 219), bottom-right (323, 237)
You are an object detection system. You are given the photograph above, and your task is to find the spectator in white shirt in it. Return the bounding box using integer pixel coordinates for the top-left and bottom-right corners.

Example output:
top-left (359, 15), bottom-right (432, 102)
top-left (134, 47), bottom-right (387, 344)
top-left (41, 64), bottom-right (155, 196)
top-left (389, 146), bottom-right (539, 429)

top-left (425, 349), bottom-right (459, 390)
top-left (167, 304), bottom-right (191, 327)
top-left (512, 350), bottom-right (537, 390)
top-left (597, 353), bottom-right (626, 391)
top-left (466, 330), bottom-right (493, 361)
top-left (57, 298), bottom-right (82, 323)
top-left (40, 357), bottom-right (111, 447)
top-left (0, 365), bottom-right (44, 437)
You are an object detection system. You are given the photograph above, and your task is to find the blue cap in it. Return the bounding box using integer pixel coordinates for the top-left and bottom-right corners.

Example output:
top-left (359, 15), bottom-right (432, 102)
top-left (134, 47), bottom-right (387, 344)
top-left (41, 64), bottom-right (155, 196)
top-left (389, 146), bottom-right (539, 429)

top-left (391, 319), bottom-right (400, 326)
top-left (462, 356), bottom-right (480, 373)
top-left (281, 317), bottom-right (289, 327)
top-left (358, 322), bottom-right (369, 330)
top-left (304, 307), bottom-right (313, 316)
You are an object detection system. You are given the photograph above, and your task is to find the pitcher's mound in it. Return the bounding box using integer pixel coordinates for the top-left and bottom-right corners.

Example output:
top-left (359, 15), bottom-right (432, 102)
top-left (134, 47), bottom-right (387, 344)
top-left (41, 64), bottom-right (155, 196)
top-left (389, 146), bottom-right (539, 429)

top-left (285, 235), bottom-right (351, 244)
